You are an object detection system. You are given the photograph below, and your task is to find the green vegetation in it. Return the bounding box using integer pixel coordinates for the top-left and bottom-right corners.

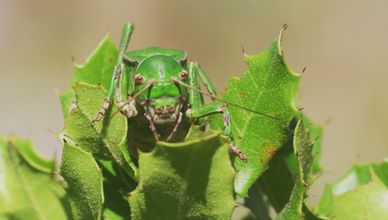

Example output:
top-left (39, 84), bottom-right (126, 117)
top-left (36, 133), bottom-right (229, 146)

top-left (0, 27), bottom-right (386, 220)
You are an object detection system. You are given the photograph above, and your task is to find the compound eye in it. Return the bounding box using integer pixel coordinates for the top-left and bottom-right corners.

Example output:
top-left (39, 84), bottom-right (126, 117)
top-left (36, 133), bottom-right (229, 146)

top-left (180, 70), bottom-right (188, 80)
top-left (135, 73), bottom-right (144, 84)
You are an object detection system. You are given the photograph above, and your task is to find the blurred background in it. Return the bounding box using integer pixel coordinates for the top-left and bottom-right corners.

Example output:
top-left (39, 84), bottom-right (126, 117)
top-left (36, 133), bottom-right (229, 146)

top-left (1, 0), bottom-right (387, 206)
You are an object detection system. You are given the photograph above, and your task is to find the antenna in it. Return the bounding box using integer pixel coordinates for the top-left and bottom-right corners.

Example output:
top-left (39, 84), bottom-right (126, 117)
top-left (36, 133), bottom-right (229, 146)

top-left (171, 78), bottom-right (280, 121)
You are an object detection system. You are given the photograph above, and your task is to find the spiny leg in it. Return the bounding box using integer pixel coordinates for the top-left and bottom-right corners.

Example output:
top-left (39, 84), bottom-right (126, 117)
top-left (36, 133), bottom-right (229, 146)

top-left (116, 64), bottom-right (138, 118)
top-left (145, 112), bottom-right (160, 141)
top-left (185, 61), bottom-right (219, 109)
top-left (185, 63), bottom-right (247, 161)
top-left (220, 106), bottom-right (247, 161)
top-left (167, 112), bottom-right (183, 141)
top-left (185, 61), bottom-right (218, 125)
top-left (186, 103), bottom-right (247, 161)
top-left (93, 22), bottom-right (135, 122)
top-left (187, 61), bottom-right (204, 112)
top-left (194, 61), bottom-right (217, 97)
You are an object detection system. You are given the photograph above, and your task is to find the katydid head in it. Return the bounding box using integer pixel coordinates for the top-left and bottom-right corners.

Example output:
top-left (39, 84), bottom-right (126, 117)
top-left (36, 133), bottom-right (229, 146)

top-left (132, 55), bottom-right (188, 124)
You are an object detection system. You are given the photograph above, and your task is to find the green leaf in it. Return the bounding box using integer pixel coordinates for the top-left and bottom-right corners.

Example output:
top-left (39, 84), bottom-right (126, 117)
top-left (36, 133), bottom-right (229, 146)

top-left (64, 77), bottom-right (136, 181)
top-left (59, 33), bottom-right (137, 220)
top-left (59, 89), bottom-right (76, 119)
top-left (129, 126), bottom-right (235, 220)
top-left (276, 119), bottom-right (314, 220)
top-left (276, 115), bottom-right (323, 180)
top-left (244, 183), bottom-right (272, 220)
top-left (0, 136), bottom-right (70, 220)
top-left (211, 27), bottom-right (300, 196)
top-left (60, 35), bottom-right (117, 118)
top-left (73, 35), bottom-right (118, 90)
top-left (316, 161), bottom-right (388, 220)
top-left (12, 138), bottom-right (55, 173)
top-left (301, 116), bottom-right (323, 175)
top-left (372, 160), bottom-right (388, 187)
top-left (60, 142), bottom-right (103, 220)
top-left (248, 115), bottom-right (323, 219)
top-left (65, 107), bottom-right (110, 158)
top-left (98, 160), bottom-right (134, 220)
top-left (73, 83), bottom-right (127, 144)
top-left (256, 152), bottom-right (294, 213)
top-left (302, 205), bottom-right (323, 220)
top-left (62, 35), bottom-right (137, 179)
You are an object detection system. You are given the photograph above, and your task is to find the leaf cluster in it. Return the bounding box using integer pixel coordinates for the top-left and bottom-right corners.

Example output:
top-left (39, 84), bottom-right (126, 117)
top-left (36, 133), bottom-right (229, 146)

top-left (1, 28), bottom-right (387, 220)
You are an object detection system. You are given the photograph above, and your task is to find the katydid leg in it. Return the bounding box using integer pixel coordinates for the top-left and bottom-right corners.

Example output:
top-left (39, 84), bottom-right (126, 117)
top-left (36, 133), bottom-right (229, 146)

top-left (186, 61), bottom-right (218, 122)
top-left (188, 61), bottom-right (217, 97)
top-left (93, 23), bottom-right (135, 122)
top-left (116, 64), bottom-right (138, 118)
top-left (194, 62), bottom-right (217, 97)
top-left (167, 112), bottom-right (183, 141)
top-left (187, 61), bottom-right (204, 110)
top-left (186, 103), bottom-right (247, 161)
top-left (186, 63), bottom-right (247, 161)
top-left (145, 113), bottom-right (160, 141)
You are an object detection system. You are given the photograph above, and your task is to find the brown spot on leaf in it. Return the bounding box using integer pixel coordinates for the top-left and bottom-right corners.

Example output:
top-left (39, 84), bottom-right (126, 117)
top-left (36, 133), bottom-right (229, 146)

top-left (267, 147), bottom-right (277, 158)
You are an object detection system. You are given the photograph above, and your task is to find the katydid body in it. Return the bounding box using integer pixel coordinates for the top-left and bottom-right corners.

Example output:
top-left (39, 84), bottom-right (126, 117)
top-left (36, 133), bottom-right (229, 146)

top-left (94, 23), bottom-right (247, 161)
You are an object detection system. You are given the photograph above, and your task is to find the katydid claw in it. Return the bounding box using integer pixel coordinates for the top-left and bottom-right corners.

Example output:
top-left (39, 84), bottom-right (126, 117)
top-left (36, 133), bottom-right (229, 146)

top-left (92, 99), bottom-right (112, 123)
top-left (118, 99), bottom-right (138, 118)
top-left (92, 114), bottom-right (103, 123)
top-left (230, 144), bottom-right (248, 162)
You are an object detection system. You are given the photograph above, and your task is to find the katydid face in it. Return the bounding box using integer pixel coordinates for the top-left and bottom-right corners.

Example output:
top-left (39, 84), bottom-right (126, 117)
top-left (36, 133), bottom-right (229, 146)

top-left (134, 55), bottom-right (188, 124)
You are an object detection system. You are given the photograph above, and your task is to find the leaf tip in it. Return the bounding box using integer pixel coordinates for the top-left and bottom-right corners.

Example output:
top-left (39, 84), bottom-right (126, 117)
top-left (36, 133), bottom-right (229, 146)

top-left (241, 45), bottom-right (250, 58)
top-left (234, 169), bottom-right (259, 197)
top-left (302, 66), bottom-right (307, 74)
top-left (277, 24), bottom-right (288, 56)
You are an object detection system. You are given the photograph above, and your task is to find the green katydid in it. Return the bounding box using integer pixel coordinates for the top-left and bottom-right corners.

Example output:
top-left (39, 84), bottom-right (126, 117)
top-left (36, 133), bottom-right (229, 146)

top-left (93, 22), bottom-right (278, 161)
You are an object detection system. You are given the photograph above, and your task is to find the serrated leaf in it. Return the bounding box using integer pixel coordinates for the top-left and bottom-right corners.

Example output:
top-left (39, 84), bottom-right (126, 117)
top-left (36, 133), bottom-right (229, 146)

top-left (302, 205), bottom-right (323, 220)
top-left (65, 107), bottom-right (110, 158)
top-left (60, 142), bottom-right (103, 220)
top-left (305, 119), bottom-right (323, 175)
top-left (372, 160), bottom-right (388, 188)
top-left (255, 153), bottom-right (294, 213)
top-left (0, 136), bottom-right (70, 220)
top-left (99, 160), bottom-right (134, 220)
top-left (73, 83), bottom-right (127, 145)
top-left (59, 89), bottom-right (76, 119)
top-left (129, 127), bottom-right (235, 220)
top-left (246, 115), bottom-right (322, 219)
top-left (68, 37), bottom-right (136, 177)
top-left (276, 119), bottom-right (314, 220)
top-left (60, 35), bottom-right (117, 118)
top-left (73, 36), bottom-right (118, 90)
top-left (64, 70), bottom-right (136, 181)
top-left (244, 183), bottom-right (272, 220)
top-left (211, 28), bottom-right (300, 196)
top-left (12, 138), bottom-right (55, 173)
top-left (249, 115), bottom-right (323, 219)
top-left (60, 34), bottom-right (137, 220)
top-left (316, 161), bottom-right (388, 220)
top-left (277, 115), bottom-right (323, 179)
